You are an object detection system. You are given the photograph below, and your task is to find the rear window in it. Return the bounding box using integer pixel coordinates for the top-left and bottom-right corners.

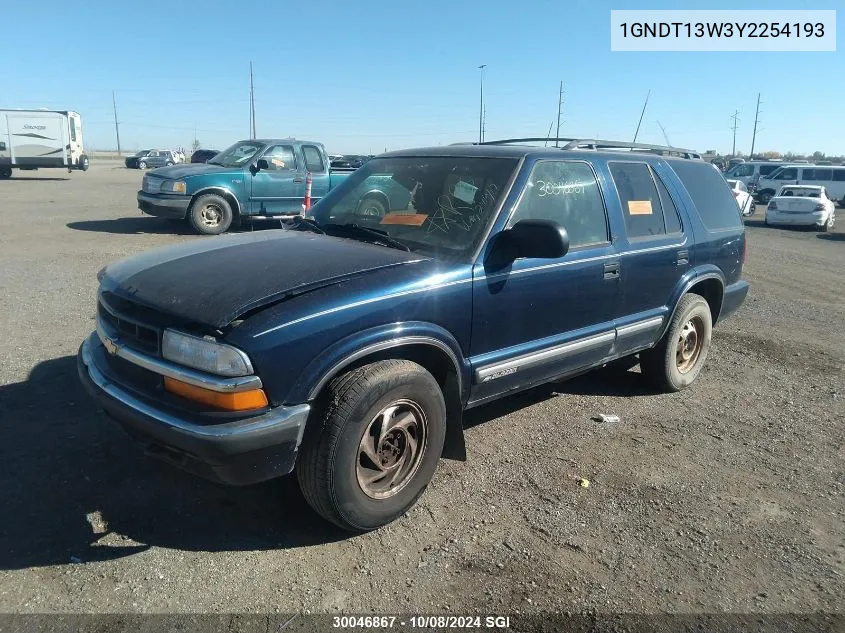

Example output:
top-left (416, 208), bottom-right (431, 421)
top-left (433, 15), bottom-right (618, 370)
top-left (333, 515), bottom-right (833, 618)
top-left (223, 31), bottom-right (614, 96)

top-left (671, 160), bottom-right (743, 231)
top-left (302, 145), bottom-right (325, 172)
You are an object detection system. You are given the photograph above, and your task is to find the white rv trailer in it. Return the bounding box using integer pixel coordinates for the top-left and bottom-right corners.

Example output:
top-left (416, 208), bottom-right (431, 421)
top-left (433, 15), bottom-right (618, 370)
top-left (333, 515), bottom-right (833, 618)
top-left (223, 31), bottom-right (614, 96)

top-left (0, 109), bottom-right (88, 178)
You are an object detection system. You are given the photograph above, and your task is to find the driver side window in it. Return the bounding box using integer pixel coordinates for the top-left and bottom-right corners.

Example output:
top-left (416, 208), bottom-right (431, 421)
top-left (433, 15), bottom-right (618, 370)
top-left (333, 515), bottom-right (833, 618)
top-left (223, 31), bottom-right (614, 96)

top-left (510, 161), bottom-right (608, 249)
top-left (262, 145), bottom-right (296, 171)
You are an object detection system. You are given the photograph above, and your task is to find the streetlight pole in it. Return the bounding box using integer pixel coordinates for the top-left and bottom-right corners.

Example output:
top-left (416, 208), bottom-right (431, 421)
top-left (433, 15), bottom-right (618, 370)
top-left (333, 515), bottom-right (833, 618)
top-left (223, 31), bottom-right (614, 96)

top-left (478, 64), bottom-right (486, 144)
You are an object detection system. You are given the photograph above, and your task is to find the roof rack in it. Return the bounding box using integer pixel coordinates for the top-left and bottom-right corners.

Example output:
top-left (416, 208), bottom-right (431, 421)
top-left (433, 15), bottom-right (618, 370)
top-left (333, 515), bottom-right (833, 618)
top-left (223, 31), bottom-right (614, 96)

top-left (464, 137), bottom-right (702, 160)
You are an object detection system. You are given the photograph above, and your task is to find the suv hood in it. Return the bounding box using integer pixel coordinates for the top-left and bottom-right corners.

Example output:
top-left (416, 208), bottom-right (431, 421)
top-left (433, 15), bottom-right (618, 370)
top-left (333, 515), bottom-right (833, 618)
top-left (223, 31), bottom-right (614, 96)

top-left (99, 230), bottom-right (429, 329)
top-left (148, 163), bottom-right (239, 179)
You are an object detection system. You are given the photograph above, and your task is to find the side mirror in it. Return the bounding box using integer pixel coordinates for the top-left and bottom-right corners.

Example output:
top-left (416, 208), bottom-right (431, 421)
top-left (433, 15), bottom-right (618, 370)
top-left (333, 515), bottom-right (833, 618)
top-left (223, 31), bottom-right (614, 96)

top-left (251, 159), bottom-right (269, 174)
top-left (505, 219), bottom-right (569, 259)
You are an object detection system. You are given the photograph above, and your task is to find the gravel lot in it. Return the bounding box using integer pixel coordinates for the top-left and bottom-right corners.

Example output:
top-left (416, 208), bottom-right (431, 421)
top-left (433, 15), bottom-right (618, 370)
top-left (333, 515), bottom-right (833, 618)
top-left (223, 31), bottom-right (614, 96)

top-left (0, 163), bottom-right (842, 618)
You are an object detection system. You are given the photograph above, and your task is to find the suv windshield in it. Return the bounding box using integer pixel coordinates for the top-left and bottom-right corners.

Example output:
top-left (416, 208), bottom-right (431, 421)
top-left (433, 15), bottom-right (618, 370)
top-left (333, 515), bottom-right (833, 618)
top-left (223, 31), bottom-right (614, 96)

top-left (306, 156), bottom-right (518, 259)
top-left (208, 141), bottom-right (265, 167)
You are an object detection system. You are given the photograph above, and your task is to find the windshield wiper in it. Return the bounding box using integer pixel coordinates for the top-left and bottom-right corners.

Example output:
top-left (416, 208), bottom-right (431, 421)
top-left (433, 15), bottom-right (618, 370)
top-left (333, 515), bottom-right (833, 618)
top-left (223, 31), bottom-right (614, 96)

top-left (286, 215), bottom-right (326, 234)
top-left (323, 223), bottom-right (411, 252)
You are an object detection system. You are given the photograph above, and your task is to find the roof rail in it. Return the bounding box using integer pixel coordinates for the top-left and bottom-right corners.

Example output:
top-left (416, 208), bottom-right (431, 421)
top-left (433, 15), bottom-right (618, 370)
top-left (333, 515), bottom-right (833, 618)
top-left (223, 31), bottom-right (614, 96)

top-left (473, 137), bottom-right (702, 160)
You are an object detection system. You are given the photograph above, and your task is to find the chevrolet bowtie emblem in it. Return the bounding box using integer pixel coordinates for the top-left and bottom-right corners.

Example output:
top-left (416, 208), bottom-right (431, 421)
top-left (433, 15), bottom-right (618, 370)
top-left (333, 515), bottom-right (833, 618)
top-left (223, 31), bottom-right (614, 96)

top-left (102, 336), bottom-right (118, 356)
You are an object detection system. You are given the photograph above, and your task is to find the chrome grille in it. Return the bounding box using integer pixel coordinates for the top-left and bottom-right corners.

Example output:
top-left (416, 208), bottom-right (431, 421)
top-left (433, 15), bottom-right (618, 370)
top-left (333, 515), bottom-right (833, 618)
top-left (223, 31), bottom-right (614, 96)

top-left (98, 296), bottom-right (160, 355)
top-left (141, 175), bottom-right (161, 194)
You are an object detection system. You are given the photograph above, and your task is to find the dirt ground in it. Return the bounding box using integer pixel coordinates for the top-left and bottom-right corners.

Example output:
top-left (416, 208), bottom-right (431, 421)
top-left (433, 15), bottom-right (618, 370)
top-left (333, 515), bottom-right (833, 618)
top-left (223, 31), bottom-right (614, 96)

top-left (0, 163), bottom-right (842, 620)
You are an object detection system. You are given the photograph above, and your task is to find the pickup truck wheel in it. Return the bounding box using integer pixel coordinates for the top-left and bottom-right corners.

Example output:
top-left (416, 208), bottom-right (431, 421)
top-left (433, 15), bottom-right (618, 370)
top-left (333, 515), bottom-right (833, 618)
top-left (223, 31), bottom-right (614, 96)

top-left (189, 194), bottom-right (233, 235)
top-left (640, 294), bottom-right (712, 392)
top-left (356, 196), bottom-right (387, 219)
top-left (296, 359), bottom-right (446, 532)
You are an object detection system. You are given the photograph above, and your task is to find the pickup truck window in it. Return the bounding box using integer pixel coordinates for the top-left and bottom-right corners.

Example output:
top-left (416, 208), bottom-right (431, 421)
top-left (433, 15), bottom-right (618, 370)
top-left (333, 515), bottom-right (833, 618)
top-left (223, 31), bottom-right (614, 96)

top-left (608, 162), bottom-right (667, 238)
top-left (509, 160), bottom-right (608, 248)
top-left (262, 144), bottom-right (297, 170)
top-left (308, 156), bottom-right (517, 259)
top-left (209, 141), bottom-right (264, 167)
top-left (302, 145), bottom-right (325, 172)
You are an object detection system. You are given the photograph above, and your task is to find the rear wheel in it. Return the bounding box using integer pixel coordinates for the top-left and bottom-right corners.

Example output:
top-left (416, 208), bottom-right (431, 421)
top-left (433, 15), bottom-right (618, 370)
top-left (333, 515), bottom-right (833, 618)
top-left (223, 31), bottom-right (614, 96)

top-left (189, 194), bottom-right (234, 235)
top-left (79, 155), bottom-right (89, 171)
top-left (0, 168), bottom-right (11, 179)
top-left (757, 190), bottom-right (773, 205)
top-left (640, 294), bottom-right (712, 392)
top-left (165, 161), bottom-right (174, 167)
top-left (297, 359), bottom-right (446, 531)
top-left (138, 161), bottom-right (147, 170)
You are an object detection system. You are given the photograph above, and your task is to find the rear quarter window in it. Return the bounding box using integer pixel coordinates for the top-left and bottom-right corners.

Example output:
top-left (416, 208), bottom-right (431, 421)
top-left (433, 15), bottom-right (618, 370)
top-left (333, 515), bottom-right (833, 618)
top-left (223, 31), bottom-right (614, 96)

top-left (670, 161), bottom-right (742, 231)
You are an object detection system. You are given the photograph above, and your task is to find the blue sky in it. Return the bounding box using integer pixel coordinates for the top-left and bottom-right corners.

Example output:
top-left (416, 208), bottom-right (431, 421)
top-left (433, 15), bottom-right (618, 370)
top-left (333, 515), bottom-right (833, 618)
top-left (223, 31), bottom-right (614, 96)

top-left (2, 0), bottom-right (840, 155)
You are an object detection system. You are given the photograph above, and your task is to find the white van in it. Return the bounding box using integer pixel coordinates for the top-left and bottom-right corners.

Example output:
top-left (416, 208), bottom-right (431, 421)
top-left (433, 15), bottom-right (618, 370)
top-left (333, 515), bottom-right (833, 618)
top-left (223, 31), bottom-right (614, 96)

top-left (724, 161), bottom-right (783, 188)
top-left (755, 165), bottom-right (845, 205)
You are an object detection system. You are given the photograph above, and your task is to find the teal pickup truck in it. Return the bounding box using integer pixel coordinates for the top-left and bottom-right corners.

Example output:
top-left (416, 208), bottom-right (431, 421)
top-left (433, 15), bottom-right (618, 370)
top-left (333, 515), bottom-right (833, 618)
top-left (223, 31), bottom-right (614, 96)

top-left (137, 139), bottom-right (355, 234)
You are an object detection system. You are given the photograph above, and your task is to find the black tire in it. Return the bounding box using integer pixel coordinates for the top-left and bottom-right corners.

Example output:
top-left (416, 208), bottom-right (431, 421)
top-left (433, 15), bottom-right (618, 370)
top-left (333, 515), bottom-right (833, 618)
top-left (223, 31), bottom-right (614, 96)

top-left (0, 168), bottom-right (11, 179)
top-left (640, 294), bottom-right (712, 392)
top-left (78, 155), bottom-right (89, 171)
top-left (138, 161), bottom-right (147, 170)
top-left (188, 194), bottom-right (233, 235)
top-left (757, 190), bottom-right (773, 205)
top-left (355, 196), bottom-right (387, 220)
top-left (165, 161), bottom-right (174, 167)
top-left (297, 359), bottom-right (446, 532)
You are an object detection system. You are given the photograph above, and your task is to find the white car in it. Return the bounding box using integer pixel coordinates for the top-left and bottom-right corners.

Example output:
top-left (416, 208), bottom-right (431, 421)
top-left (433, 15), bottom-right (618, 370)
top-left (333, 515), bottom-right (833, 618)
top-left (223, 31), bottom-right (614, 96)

top-left (765, 185), bottom-right (836, 232)
top-left (727, 179), bottom-right (754, 216)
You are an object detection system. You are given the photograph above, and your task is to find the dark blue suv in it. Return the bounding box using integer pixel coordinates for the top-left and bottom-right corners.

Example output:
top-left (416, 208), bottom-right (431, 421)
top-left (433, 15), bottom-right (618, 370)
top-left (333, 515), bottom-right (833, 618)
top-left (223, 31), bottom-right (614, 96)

top-left (78, 138), bottom-right (749, 531)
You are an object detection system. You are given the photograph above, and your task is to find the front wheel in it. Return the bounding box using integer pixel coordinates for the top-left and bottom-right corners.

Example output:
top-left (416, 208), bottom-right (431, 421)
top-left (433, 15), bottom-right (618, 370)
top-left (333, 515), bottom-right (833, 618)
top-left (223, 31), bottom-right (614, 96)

top-left (189, 194), bottom-right (233, 235)
top-left (757, 190), bottom-right (773, 205)
top-left (640, 294), bottom-right (712, 392)
top-left (297, 359), bottom-right (446, 531)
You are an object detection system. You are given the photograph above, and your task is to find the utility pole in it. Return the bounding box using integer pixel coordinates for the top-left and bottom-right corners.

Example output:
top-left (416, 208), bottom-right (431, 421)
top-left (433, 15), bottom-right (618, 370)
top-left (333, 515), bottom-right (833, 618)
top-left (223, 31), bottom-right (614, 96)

top-left (111, 91), bottom-right (121, 155)
top-left (555, 81), bottom-right (564, 148)
top-left (632, 90), bottom-right (650, 144)
top-left (749, 93), bottom-right (761, 159)
top-left (477, 64), bottom-right (487, 144)
top-left (481, 104), bottom-right (486, 142)
top-left (730, 109), bottom-right (740, 157)
top-left (249, 62), bottom-right (256, 139)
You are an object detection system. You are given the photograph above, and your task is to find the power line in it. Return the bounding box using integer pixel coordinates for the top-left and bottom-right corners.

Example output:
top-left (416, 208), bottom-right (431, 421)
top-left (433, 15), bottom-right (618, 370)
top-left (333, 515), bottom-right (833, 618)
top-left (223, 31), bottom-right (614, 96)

top-left (730, 109), bottom-right (740, 157)
top-left (656, 120), bottom-right (671, 146)
top-left (555, 81), bottom-right (564, 148)
top-left (749, 93), bottom-right (762, 158)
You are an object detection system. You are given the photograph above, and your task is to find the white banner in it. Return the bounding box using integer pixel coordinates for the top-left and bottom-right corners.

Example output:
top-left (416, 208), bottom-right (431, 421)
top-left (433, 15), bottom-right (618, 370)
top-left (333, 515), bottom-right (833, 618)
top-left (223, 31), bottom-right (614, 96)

top-left (611, 10), bottom-right (836, 51)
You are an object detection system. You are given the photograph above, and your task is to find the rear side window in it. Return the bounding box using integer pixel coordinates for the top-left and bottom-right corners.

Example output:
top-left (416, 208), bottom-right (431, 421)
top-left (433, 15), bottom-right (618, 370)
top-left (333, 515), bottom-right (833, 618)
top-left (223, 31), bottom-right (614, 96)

top-left (833, 170), bottom-right (845, 182)
top-left (804, 168), bottom-right (833, 181)
top-left (671, 160), bottom-right (743, 231)
top-left (775, 168), bottom-right (797, 180)
top-left (608, 162), bottom-right (665, 238)
top-left (510, 160), bottom-right (608, 248)
top-left (302, 145), bottom-right (325, 172)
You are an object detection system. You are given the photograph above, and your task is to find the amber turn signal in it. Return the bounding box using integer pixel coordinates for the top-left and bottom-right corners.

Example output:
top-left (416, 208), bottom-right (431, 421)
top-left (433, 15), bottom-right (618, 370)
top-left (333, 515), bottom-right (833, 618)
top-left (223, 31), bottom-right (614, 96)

top-left (164, 377), bottom-right (269, 411)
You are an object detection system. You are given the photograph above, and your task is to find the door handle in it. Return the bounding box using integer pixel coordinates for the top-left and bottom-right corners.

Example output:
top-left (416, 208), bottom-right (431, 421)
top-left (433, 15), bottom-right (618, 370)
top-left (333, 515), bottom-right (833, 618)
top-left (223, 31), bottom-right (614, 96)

top-left (603, 262), bottom-right (620, 280)
top-left (293, 178), bottom-right (304, 183)
top-left (676, 250), bottom-right (689, 266)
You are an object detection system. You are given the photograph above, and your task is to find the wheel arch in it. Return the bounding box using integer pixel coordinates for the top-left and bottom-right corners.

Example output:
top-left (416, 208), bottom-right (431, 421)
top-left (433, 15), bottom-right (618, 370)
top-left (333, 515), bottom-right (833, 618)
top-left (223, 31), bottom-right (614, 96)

top-left (190, 187), bottom-right (242, 218)
top-left (296, 325), bottom-right (470, 461)
top-left (658, 270), bottom-right (725, 341)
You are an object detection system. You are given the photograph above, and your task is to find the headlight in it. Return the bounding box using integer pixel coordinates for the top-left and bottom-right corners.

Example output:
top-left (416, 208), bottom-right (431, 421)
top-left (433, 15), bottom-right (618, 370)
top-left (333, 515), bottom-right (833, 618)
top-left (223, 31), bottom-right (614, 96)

top-left (162, 329), bottom-right (253, 377)
top-left (160, 180), bottom-right (187, 194)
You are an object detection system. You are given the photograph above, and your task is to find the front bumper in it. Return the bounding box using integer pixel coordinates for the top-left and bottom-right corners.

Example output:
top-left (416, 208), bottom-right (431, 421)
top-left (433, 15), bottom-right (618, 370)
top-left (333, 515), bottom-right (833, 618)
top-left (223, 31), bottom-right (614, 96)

top-left (137, 191), bottom-right (191, 219)
top-left (78, 333), bottom-right (310, 486)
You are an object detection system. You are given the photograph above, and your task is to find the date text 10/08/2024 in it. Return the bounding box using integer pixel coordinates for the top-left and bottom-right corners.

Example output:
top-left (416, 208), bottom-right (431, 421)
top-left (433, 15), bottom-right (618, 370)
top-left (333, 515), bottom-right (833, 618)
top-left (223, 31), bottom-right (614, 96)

top-left (332, 615), bottom-right (512, 629)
